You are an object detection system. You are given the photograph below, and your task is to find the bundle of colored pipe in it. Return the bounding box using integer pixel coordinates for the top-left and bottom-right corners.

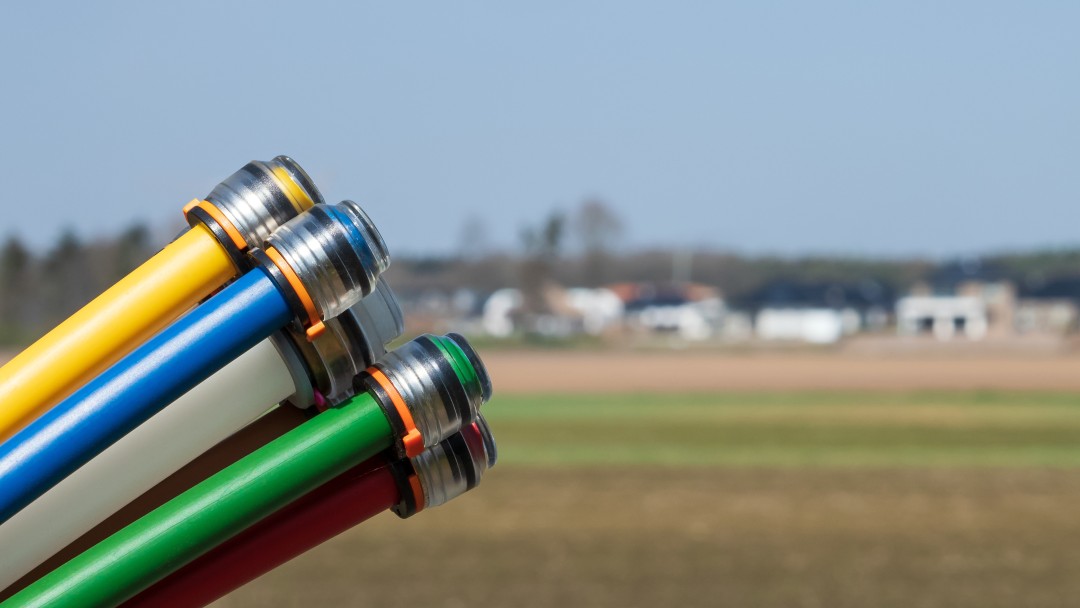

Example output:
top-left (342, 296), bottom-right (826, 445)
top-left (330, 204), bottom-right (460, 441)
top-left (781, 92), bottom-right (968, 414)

top-left (0, 157), bottom-right (499, 608)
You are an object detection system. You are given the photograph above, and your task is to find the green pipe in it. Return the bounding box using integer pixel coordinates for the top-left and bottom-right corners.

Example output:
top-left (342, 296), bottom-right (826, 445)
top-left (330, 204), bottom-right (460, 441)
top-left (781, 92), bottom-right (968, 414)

top-left (3, 334), bottom-right (490, 608)
top-left (3, 397), bottom-right (392, 608)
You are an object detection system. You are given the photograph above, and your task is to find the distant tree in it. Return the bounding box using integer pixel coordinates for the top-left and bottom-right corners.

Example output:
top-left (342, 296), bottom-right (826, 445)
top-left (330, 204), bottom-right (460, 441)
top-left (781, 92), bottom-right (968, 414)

top-left (114, 223), bottom-right (152, 275)
top-left (42, 229), bottom-right (81, 275)
top-left (0, 235), bottom-right (33, 342)
top-left (0, 223), bottom-right (176, 346)
top-left (526, 211), bottom-right (566, 258)
top-left (543, 212), bottom-right (566, 255)
top-left (518, 210), bottom-right (566, 317)
top-left (0, 236), bottom-right (31, 286)
top-left (457, 215), bottom-right (491, 260)
top-left (42, 229), bottom-right (95, 321)
top-left (575, 198), bottom-right (623, 253)
top-left (573, 199), bottom-right (623, 286)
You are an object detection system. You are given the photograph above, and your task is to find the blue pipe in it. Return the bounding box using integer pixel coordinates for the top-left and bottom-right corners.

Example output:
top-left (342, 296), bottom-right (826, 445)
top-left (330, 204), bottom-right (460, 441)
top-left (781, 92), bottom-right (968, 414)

top-left (0, 269), bottom-right (293, 523)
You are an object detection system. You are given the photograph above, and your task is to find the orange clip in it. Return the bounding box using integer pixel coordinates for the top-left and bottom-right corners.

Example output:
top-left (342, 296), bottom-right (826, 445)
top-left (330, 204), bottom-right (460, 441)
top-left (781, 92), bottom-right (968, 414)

top-left (183, 200), bottom-right (248, 251)
top-left (408, 473), bottom-right (426, 512)
top-left (369, 367), bottom-right (424, 458)
top-left (264, 246), bottom-right (326, 340)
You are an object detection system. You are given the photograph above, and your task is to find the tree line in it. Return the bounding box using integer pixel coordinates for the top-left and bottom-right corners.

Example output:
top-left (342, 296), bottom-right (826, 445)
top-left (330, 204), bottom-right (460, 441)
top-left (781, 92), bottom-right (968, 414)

top-left (387, 200), bottom-right (1080, 313)
top-left (4, 201), bottom-right (1080, 347)
top-left (0, 225), bottom-right (156, 346)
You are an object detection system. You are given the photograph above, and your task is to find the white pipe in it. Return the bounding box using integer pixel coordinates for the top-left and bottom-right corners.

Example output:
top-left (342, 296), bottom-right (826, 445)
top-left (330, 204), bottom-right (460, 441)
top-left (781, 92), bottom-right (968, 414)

top-left (0, 339), bottom-right (296, 590)
top-left (0, 279), bottom-right (402, 591)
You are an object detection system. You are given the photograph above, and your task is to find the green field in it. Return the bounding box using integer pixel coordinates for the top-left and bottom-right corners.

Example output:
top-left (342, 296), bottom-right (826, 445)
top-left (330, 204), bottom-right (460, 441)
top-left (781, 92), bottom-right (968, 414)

top-left (485, 391), bottom-right (1080, 467)
top-left (216, 391), bottom-right (1080, 608)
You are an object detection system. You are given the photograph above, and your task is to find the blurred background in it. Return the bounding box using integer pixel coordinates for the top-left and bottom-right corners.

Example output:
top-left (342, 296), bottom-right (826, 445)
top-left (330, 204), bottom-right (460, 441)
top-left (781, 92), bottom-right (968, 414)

top-left (3, 2), bottom-right (1080, 607)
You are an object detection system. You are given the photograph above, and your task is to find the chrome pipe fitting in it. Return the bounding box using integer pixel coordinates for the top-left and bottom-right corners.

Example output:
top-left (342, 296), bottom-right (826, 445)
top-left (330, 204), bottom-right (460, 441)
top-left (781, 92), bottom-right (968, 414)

top-left (265, 200), bottom-right (391, 325)
top-left (365, 333), bottom-right (492, 454)
top-left (396, 414), bottom-right (498, 518)
top-left (286, 279), bottom-right (405, 406)
top-left (196, 156), bottom-right (323, 248)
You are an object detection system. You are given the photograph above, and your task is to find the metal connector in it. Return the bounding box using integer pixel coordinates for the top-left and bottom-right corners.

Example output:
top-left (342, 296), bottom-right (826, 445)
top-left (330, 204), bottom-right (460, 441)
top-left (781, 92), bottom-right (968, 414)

top-left (184, 157), bottom-right (324, 267)
top-left (285, 279), bottom-right (405, 406)
top-left (394, 414), bottom-right (498, 518)
top-left (350, 279), bottom-right (407, 364)
top-left (358, 333), bottom-right (493, 458)
top-left (262, 201), bottom-right (390, 340)
top-left (255, 200), bottom-right (390, 340)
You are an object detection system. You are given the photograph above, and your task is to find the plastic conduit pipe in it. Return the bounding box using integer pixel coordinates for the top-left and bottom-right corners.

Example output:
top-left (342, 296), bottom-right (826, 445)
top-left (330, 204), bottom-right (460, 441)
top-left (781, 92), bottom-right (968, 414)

top-left (0, 157), bottom-right (322, 440)
top-left (0, 407), bottom-right (315, 602)
top-left (0, 281), bottom-right (403, 592)
top-left (0, 201), bottom-right (390, 523)
top-left (79, 406), bottom-right (317, 553)
top-left (124, 416), bottom-right (497, 608)
top-left (1, 334), bottom-right (492, 608)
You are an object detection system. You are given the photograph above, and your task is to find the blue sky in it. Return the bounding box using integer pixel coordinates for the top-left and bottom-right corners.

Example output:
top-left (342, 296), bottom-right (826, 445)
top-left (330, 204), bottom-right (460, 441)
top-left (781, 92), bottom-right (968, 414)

top-left (0, 2), bottom-right (1076, 257)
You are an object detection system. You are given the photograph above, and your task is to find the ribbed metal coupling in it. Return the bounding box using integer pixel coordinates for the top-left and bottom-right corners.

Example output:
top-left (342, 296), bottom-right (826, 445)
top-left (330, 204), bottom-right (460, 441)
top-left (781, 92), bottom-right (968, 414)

top-left (199, 156), bottom-right (323, 247)
top-left (366, 333), bottom-right (493, 452)
top-left (286, 279), bottom-right (405, 406)
top-left (396, 414), bottom-right (498, 517)
top-left (265, 201), bottom-right (391, 324)
top-left (352, 280), bottom-right (407, 363)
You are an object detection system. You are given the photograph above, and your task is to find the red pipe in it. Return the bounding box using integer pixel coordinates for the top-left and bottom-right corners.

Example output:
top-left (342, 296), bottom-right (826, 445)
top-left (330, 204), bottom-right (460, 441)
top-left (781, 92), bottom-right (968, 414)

top-left (120, 457), bottom-right (402, 608)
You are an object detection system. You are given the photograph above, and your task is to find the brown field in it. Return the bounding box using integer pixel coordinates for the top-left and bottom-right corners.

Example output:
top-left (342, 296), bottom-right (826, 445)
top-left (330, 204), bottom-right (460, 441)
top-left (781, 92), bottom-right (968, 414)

top-left (6, 349), bottom-right (1080, 606)
top-left (485, 350), bottom-right (1080, 393)
top-left (203, 352), bottom-right (1080, 607)
top-left (212, 467), bottom-right (1080, 608)
top-left (4, 349), bottom-right (1080, 393)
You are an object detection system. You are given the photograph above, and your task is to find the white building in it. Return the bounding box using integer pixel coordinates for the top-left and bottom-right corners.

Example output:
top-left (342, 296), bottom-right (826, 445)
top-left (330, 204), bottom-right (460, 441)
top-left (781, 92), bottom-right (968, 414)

top-left (565, 288), bottom-right (624, 336)
top-left (481, 287), bottom-right (625, 338)
top-left (481, 288), bottom-right (523, 338)
top-left (896, 296), bottom-right (988, 341)
top-left (755, 308), bottom-right (859, 344)
top-left (626, 296), bottom-right (724, 341)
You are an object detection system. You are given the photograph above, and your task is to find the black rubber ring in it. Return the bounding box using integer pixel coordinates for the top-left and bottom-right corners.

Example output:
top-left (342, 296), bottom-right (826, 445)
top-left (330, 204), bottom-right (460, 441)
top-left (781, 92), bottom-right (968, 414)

top-left (249, 248), bottom-right (311, 335)
top-left (185, 205), bottom-right (251, 272)
top-left (389, 458), bottom-right (420, 519)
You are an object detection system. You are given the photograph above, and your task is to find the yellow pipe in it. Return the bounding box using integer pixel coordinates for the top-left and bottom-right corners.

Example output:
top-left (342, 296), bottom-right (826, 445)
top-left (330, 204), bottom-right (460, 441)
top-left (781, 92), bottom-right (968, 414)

top-left (0, 225), bottom-right (236, 441)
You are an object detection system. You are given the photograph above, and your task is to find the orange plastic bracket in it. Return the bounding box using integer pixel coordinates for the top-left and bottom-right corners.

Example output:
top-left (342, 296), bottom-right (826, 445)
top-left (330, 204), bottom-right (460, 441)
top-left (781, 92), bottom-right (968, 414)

top-left (183, 200), bottom-right (248, 251)
top-left (368, 367), bottom-right (425, 458)
top-left (264, 246), bottom-right (326, 340)
top-left (408, 473), bottom-right (426, 512)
